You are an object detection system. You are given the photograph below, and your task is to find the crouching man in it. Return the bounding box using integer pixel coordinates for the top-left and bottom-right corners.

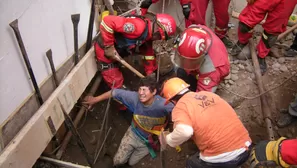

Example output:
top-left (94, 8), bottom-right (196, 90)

top-left (161, 77), bottom-right (252, 168)
top-left (83, 77), bottom-right (174, 167)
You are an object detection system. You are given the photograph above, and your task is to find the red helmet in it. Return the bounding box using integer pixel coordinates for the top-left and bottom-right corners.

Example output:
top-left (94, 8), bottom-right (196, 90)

top-left (173, 25), bottom-right (212, 70)
top-left (156, 14), bottom-right (177, 40)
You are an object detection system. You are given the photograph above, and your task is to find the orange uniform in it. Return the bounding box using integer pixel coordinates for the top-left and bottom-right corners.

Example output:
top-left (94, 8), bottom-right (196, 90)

top-left (171, 91), bottom-right (251, 157)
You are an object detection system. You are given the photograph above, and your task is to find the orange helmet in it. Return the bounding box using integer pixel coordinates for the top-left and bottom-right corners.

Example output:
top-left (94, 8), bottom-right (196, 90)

top-left (173, 25), bottom-right (212, 70)
top-left (162, 77), bottom-right (190, 104)
top-left (156, 14), bottom-right (177, 40)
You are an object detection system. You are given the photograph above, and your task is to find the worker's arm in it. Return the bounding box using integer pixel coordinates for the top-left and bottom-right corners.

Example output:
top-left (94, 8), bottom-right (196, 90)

top-left (166, 101), bottom-right (194, 147)
top-left (166, 124), bottom-right (193, 147)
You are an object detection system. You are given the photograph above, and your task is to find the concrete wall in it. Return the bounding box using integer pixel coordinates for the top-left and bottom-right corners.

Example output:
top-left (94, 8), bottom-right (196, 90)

top-left (0, 0), bottom-right (94, 125)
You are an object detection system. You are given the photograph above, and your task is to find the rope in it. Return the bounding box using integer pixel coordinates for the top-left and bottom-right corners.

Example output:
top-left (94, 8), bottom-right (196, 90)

top-left (220, 73), bottom-right (297, 100)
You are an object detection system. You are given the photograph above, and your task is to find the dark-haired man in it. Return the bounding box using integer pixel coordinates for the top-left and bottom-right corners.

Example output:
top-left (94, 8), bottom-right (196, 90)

top-left (83, 78), bottom-right (174, 167)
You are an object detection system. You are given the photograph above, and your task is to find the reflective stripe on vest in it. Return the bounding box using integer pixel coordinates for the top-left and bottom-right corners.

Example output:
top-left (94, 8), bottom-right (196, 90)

top-left (144, 56), bottom-right (155, 61)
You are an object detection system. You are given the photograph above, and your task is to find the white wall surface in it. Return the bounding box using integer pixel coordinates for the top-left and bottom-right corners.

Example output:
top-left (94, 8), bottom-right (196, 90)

top-left (0, 0), bottom-right (94, 124)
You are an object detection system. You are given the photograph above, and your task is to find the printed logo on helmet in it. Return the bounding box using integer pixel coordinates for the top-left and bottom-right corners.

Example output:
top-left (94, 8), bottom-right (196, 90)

top-left (123, 23), bottom-right (135, 33)
top-left (195, 39), bottom-right (206, 54)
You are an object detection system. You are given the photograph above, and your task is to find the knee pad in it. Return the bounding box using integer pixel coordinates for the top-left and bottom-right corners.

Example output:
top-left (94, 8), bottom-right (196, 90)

top-left (261, 31), bottom-right (278, 49)
top-left (239, 22), bottom-right (253, 33)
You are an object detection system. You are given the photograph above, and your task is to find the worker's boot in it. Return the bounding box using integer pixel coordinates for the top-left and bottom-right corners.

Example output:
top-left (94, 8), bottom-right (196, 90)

top-left (277, 113), bottom-right (297, 128)
top-left (230, 41), bottom-right (247, 56)
top-left (221, 36), bottom-right (233, 48)
top-left (258, 57), bottom-right (267, 75)
top-left (284, 48), bottom-right (297, 57)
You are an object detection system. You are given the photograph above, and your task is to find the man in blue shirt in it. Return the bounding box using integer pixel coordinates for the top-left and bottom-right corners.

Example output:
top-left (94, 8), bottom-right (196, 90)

top-left (83, 77), bottom-right (174, 167)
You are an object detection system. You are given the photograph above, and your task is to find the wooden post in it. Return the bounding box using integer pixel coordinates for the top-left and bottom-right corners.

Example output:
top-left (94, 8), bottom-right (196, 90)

top-left (249, 39), bottom-right (275, 140)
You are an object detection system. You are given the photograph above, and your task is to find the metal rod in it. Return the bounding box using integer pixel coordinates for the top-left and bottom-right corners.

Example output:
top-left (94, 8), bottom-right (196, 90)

top-left (46, 49), bottom-right (59, 87)
top-left (93, 127), bottom-right (112, 164)
top-left (71, 14), bottom-right (80, 65)
top-left (58, 101), bottom-right (93, 166)
top-left (93, 81), bottom-right (115, 164)
top-left (39, 156), bottom-right (91, 168)
top-left (249, 39), bottom-right (275, 140)
top-left (85, 0), bottom-right (96, 53)
top-left (9, 19), bottom-right (44, 106)
top-left (56, 75), bottom-right (102, 159)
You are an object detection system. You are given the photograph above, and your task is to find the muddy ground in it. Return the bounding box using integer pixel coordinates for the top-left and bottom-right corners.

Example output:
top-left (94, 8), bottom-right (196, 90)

top-left (43, 13), bottom-right (297, 168)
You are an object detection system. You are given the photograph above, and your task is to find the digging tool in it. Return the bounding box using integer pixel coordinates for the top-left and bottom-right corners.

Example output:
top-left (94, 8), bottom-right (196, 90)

top-left (277, 23), bottom-right (297, 41)
top-left (85, 0), bottom-right (96, 53)
top-left (46, 49), bottom-right (59, 87)
top-left (71, 14), bottom-right (80, 65)
top-left (113, 52), bottom-right (145, 78)
top-left (9, 19), bottom-right (44, 106)
top-left (56, 75), bottom-right (102, 159)
top-left (58, 100), bottom-right (93, 166)
top-left (159, 128), bottom-right (166, 168)
top-left (249, 39), bottom-right (275, 141)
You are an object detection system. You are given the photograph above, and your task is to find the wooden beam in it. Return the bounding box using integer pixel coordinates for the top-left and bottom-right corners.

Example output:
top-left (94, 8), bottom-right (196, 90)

top-left (0, 47), bottom-right (97, 168)
top-left (39, 156), bottom-right (90, 168)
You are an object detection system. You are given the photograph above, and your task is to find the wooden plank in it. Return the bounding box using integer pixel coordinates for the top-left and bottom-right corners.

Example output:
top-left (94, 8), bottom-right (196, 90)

top-left (0, 44), bottom-right (87, 149)
top-left (0, 47), bottom-right (97, 168)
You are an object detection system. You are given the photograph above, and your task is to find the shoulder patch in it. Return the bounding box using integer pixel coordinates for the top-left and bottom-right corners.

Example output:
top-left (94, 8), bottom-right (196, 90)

top-left (203, 77), bottom-right (211, 86)
top-left (123, 22), bottom-right (135, 33)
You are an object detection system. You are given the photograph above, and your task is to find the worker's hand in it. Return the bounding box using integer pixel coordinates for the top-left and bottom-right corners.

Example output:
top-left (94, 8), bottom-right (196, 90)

top-left (82, 96), bottom-right (99, 110)
top-left (246, 0), bottom-right (256, 4)
top-left (182, 3), bottom-right (191, 19)
top-left (104, 45), bottom-right (118, 61)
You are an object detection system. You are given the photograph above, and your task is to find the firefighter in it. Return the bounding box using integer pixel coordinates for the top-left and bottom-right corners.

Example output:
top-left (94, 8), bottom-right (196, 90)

top-left (172, 25), bottom-right (230, 93)
top-left (139, 0), bottom-right (233, 47)
top-left (230, 0), bottom-right (292, 75)
top-left (250, 137), bottom-right (297, 168)
top-left (160, 77), bottom-right (252, 168)
top-left (94, 13), bottom-right (177, 89)
top-left (83, 77), bottom-right (174, 167)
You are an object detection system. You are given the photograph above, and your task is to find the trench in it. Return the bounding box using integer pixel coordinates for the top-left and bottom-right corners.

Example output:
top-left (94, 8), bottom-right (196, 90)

top-left (33, 1), bottom-right (297, 168)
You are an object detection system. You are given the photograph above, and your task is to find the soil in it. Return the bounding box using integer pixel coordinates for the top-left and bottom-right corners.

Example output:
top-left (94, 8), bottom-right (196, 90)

top-left (46, 8), bottom-right (297, 168)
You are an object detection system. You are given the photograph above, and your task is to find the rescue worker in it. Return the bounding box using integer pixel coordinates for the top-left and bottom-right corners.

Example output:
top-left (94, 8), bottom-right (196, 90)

top-left (277, 94), bottom-right (297, 128)
top-left (139, 0), bottom-right (233, 47)
top-left (250, 137), bottom-right (297, 167)
top-left (94, 13), bottom-right (177, 89)
top-left (173, 25), bottom-right (230, 92)
top-left (161, 77), bottom-right (252, 168)
top-left (230, 0), bottom-right (294, 75)
top-left (83, 77), bottom-right (174, 167)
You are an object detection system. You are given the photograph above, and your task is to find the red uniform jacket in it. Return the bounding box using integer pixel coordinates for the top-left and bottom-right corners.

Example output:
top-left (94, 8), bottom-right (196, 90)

top-left (97, 15), bottom-right (157, 74)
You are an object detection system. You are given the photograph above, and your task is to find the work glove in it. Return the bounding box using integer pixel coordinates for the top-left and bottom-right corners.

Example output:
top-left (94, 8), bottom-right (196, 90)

top-left (140, 0), bottom-right (153, 9)
top-left (182, 3), bottom-right (191, 19)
